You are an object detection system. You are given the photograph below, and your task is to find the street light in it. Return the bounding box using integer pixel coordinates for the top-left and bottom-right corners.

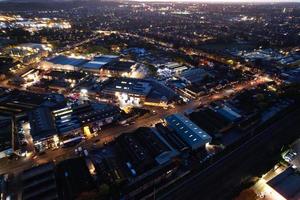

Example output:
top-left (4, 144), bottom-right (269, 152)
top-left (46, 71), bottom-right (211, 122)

top-left (80, 88), bottom-right (88, 95)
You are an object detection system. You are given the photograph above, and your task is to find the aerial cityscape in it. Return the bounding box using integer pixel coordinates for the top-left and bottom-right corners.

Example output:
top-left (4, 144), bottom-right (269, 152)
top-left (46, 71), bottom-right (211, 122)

top-left (0, 0), bottom-right (299, 200)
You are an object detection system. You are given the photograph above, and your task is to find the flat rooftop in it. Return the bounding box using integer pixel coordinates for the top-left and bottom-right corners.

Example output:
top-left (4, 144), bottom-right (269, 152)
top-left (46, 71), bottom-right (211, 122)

top-left (180, 68), bottom-right (208, 83)
top-left (48, 55), bottom-right (88, 67)
top-left (102, 78), bottom-right (152, 97)
top-left (0, 90), bottom-right (66, 115)
top-left (268, 167), bottom-right (300, 200)
top-left (21, 162), bottom-right (58, 200)
top-left (46, 70), bottom-right (86, 80)
top-left (53, 103), bottom-right (119, 134)
top-left (101, 60), bottom-right (135, 72)
top-left (216, 104), bottom-right (242, 122)
top-left (82, 55), bottom-right (119, 70)
top-left (189, 108), bottom-right (232, 134)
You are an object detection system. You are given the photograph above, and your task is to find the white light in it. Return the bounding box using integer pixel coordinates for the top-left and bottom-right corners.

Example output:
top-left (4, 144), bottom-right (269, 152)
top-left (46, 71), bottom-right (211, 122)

top-left (80, 89), bottom-right (88, 95)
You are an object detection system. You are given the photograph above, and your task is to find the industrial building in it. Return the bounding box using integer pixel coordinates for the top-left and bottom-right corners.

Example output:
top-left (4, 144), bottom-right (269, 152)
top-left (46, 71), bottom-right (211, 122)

top-left (56, 157), bottom-right (96, 200)
top-left (0, 117), bottom-right (13, 158)
top-left (41, 54), bottom-right (121, 75)
top-left (157, 62), bottom-right (188, 79)
top-left (266, 167), bottom-right (300, 200)
top-left (189, 107), bottom-right (234, 135)
top-left (117, 128), bottom-right (179, 198)
top-left (115, 127), bottom-right (178, 174)
top-left (163, 62), bottom-right (188, 74)
top-left (20, 158), bottom-right (95, 200)
top-left (214, 104), bottom-right (242, 122)
top-left (9, 43), bottom-right (52, 58)
top-left (53, 103), bottom-right (121, 138)
top-left (28, 107), bottom-right (58, 150)
top-left (90, 127), bottom-right (179, 198)
top-left (81, 55), bottom-right (119, 74)
top-left (0, 90), bottom-right (66, 116)
top-left (41, 55), bottom-right (89, 71)
top-left (100, 60), bottom-right (137, 77)
top-left (180, 68), bottom-right (210, 84)
top-left (41, 70), bottom-right (87, 92)
top-left (155, 123), bottom-right (189, 152)
top-left (0, 89), bottom-right (66, 156)
top-left (101, 77), bottom-right (152, 105)
top-left (164, 113), bottom-right (212, 150)
top-left (101, 77), bottom-right (178, 108)
top-left (21, 162), bottom-right (59, 200)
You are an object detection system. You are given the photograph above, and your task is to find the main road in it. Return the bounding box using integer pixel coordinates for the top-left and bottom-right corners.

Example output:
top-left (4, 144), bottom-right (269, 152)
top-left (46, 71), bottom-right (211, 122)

top-left (0, 76), bottom-right (271, 175)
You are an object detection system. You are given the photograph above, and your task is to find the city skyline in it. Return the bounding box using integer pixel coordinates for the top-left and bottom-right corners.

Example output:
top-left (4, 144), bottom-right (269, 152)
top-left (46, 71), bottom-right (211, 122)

top-left (130, 0), bottom-right (300, 2)
top-left (1, 0), bottom-right (300, 2)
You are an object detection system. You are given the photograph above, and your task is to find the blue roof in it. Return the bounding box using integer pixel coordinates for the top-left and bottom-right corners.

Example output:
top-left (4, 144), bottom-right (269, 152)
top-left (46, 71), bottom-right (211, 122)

top-left (165, 113), bottom-right (212, 150)
top-left (82, 61), bottom-right (107, 69)
top-left (94, 55), bottom-right (119, 62)
top-left (217, 105), bottom-right (241, 122)
top-left (49, 55), bottom-right (88, 67)
top-left (82, 55), bottom-right (119, 69)
top-left (268, 167), bottom-right (300, 200)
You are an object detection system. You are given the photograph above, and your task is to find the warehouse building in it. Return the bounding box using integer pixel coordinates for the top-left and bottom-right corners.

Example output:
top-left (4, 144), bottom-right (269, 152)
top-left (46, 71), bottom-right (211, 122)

top-left (81, 55), bottom-right (119, 74)
top-left (100, 60), bottom-right (137, 77)
top-left (267, 167), bottom-right (300, 200)
top-left (21, 163), bottom-right (59, 200)
top-left (28, 107), bottom-right (58, 151)
top-left (101, 77), bottom-right (178, 108)
top-left (53, 103), bottom-right (121, 139)
top-left (180, 68), bottom-right (211, 84)
top-left (164, 113), bottom-right (212, 150)
top-left (41, 55), bottom-right (88, 71)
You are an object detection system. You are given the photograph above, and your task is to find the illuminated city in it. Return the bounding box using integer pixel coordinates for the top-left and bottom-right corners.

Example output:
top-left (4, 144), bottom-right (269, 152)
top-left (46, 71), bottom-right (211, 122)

top-left (0, 0), bottom-right (299, 200)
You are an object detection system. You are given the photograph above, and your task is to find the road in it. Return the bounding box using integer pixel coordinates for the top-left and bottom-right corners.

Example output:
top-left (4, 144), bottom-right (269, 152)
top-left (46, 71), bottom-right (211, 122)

top-left (0, 76), bottom-right (270, 175)
top-left (0, 31), bottom-right (274, 175)
top-left (122, 32), bottom-right (282, 86)
top-left (0, 32), bottom-right (103, 88)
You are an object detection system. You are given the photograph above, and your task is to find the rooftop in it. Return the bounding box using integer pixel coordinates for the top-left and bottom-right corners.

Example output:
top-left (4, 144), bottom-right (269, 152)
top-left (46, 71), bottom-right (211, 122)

top-left (53, 103), bottom-right (120, 134)
top-left (101, 60), bottom-right (136, 72)
top-left (82, 55), bottom-right (119, 70)
top-left (0, 90), bottom-right (66, 115)
top-left (48, 55), bottom-right (88, 67)
top-left (29, 107), bottom-right (56, 141)
top-left (268, 167), bottom-right (300, 200)
top-left (115, 127), bottom-right (178, 175)
top-left (180, 68), bottom-right (209, 84)
top-left (45, 70), bottom-right (86, 80)
top-left (21, 162), bottom-right (58, 200)
top-left (56, 157), bottom-right (96, 200)
top-left (189, 108), bottom-right (232, 134)
top-left (215, 104), bottom-right (242, 122)
top-left (102, 77), bottom-right (152, 97)
top-left (165, 113), bottom-right (212, 150)
top-left (0, 117), bottom-right (12, 153)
